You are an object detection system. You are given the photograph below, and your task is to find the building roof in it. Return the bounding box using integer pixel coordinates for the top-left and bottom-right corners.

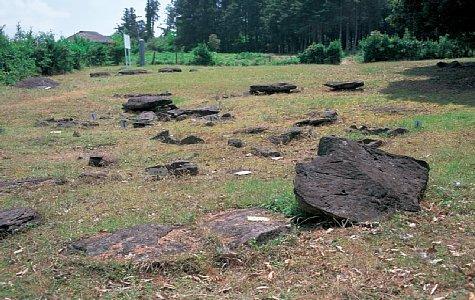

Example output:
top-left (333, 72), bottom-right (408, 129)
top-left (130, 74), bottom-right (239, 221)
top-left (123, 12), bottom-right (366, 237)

top-left (69, 31), bottom-right (113, 44)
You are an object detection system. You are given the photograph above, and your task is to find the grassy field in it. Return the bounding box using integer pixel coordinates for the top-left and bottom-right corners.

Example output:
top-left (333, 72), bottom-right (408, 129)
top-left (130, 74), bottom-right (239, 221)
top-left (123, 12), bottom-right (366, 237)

top-left (0, 59), bottom-right (474, 299)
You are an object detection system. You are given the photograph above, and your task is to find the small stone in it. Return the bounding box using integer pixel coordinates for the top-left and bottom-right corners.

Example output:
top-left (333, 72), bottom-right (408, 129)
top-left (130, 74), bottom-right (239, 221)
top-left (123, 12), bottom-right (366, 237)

top-left (228, 139), bottom-right (244, 148)
top-left (146, 161), bottom-right (198, 179)
top-left (268, 127), bottom-right (303, 145)
top-left (159, 67), bottom-right (182, 73)
top-left (90, 72), bottom-right (111, 78)
top-left (252, 147), bottom-right (282, 158)
top-left (88, 155), bottom-right (115, 167)
top-left (151, 130), bottom-right (180, 144)
top-left (235, 127), bottom-right (267, 134)
top-left (324, 81), bottom-right (364, 91)
top-left (357, 138), bottom-right (383, 148)
top-left (73, 131), bottom-right (81, 137)
top-left (180, 135), bottom-right (205, 145)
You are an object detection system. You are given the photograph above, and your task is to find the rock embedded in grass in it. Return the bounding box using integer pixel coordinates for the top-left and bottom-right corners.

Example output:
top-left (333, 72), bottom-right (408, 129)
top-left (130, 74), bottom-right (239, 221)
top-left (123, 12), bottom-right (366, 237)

top-left (151, 130), bottom-right (180, 144)
top-left (14, 77), bottom-right (59, 89)
top-left (146, 161), bottom-right (199, 179)
top-left (234, 126), bottom-right (268, 134)
top-left (357, 138), bottom-right (383, 148)
top-left (348, 125), bottom-right (408, 137)
top-left (88, 154), bottom-right (116, 167)
top-left (250, 83), bottom-right (298, 95)
top-left (159, 67), bottom-right (182, 73)
top-left (180, 135), bottom-right (205, 145)
top-left (0, 207), bottom-right (41, 238)
top-left (268, 127), bottom-right (303, 145)
top-left (0, 177), bottom-right (65, 192)
top-left (90, 72), bottom-right (111, 78)
top-left (324, 81), bottom-right (364, 91)
top-left (35, 117), bottom-right (99, 128)
top-left (123, 96), bottom-right (173, 112)
top-left (251, 147), bottom-right (282, 158)
top-left (295, 109), bottom-right (338, 127)
top-left (228, 139), bottom-right (244, 148)
top-left (118, 69), bottom-right (148, 75)
top-left (436, 61), bottom-right (462, 68)
top-left (294, 136), bottom-right (430, 223)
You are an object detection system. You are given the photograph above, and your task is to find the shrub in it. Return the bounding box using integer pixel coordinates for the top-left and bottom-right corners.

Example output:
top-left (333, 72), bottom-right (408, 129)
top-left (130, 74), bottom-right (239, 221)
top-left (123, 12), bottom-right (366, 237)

top-left (325, 40), bottom-right (343, 64)
top-left (191, 43), bottom-right (214, 65)
top-left (0, 32), bottom-right (36, 85)
top-left (207, 34), bottom-right (221, 52)
top-left (299, 41), bottom-right (343, 64)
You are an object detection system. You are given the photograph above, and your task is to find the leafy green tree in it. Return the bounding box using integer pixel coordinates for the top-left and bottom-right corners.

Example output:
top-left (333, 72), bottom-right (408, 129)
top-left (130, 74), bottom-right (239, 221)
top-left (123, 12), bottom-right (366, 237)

top-left (145, 0), bottom-right (160, 40)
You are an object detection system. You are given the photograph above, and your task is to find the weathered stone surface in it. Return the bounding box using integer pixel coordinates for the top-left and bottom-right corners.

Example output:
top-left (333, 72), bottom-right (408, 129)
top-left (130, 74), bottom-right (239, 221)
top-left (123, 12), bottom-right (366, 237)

top-left (79, 171), bottom-right (108, 181)
top-left (250, 83), bottom-right (298, 95)
top-left (146, 161), bottom-right (199, 178)
top-left (201, 208), bottom-right (290, 250)
top-left (159, 67), bottom-right (182, 73)
top-left (294, 136), bottom-right (430, 223)
top-left (118, 69), bottom-right (148, 75)
top-left (252, 147), bottom-right (282, 158)
top-left (15, 77), bottom-right (59, 89)
top-left (0, 178), bottom-right (65, 192)
top-left (228, 139), bottom-right (244, 148)
top-left (114, 92), bottom-right (172, 98)
top-left (151, 130), bottom-right (180, 144)
top-left (324, 81), bottom-right (364, 91)
top-left (0, 208), bottom-right (41, 237)
top-left (234, 127), bottom-right (267, 135)
top-left (437, 61), bottom-right (462, 68)
top-left (180, 135), bottom-right (205, 145)
top-left (348, 125), bottom-right (408, 137)
top-left (90, 72), bottom-right (111, 78)
top-left (357, 138), bottom-right (383, 148)
top-left (35, 118), bottom-right (99, 128)
top-left (69, 224), bottom-right (197, 260)
top-left (185, 106), bottom-right (221, 117)
top-left (88, 154), bottom-right (116, 167)
top-left (269, 127), bottom-right (303, 145)
top-left (132, 111), bottom-right (157, 128)
top-left (123, 96), bottom-right (173, 112)
top-left (294, 109), bottom-right (338, 127)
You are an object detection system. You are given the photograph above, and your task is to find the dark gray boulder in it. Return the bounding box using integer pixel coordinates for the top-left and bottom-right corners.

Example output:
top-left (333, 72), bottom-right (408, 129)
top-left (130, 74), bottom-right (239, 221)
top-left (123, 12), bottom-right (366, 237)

top-left (123, 96), bottom-right (173, 112)
top-left (0, 208), bottom-right (41, 238)
top-left (151, 130), bottom-right (180, 144)
top-left (269, 127), bottom-right (303, 145)
top-left (88, 154), bottom-right (116, 167)
top-left (180, 135), bottom-right (205, 145)
top-left (294, 136), bottom-right (430, 223)
top-left (250, 83), bottom-right (298, 95)
top-left (324, 81), bottom-right (364, 91)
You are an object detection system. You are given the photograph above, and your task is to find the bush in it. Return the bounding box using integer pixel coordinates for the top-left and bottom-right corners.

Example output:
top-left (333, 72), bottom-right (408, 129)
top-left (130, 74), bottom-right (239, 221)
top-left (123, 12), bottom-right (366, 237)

top-left (0, 32), bottom-right (36, 85)
top-left (208, 34), bottom-right (221, 52)
top-left (360, 31), bottom-right (471, 62)
top-left (191, 43), bottom-right (214, 65)
top-left (325, 40), bottom-right (343, 64)
top-left (298, 41), bottom-right (342, 64)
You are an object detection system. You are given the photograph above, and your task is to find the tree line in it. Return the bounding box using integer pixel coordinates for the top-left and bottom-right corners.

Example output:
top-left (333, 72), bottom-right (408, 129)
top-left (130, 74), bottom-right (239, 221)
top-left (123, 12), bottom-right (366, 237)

top-left (161, 0), bottom-right (474, 54)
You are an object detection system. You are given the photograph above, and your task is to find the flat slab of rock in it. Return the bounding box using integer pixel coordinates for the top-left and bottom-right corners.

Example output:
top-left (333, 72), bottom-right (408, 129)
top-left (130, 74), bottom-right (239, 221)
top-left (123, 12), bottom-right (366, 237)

top-left (123, 96), bottom-right (173, 112)
top-left (295, 109), bottom-right (338, 127)
top-left (324, 81), bottom-right (364, 91)
top-left (0, 178), bottom-right (65, 192)
top-left (15, 77), bottom-right (59, 89)
top-left (146, 161), bottom-right (199, 179)
top-left (437, 61), bottom-right (462, 68)
top-left (201, 209), bottom-right (290, 250)
top-left (294, 136), bottom-right (430, 223)
top-left (159, 67), bottom-right (182, 73)
top-left (250, 83), bottom-right (297, 95)
top-left (269, 128), bottom-right (303, 145)
top-left (151, 130), bottom-right (180, 144)
top-left (118, 69), bottom-right (148, 75)
top-left (234, 127), bottom-right (267, 135)
top-left (180, 135), bottom-right (205, 145)
top-left (69, 224), bottom-right (197, 260)
top-left (35, 118), bottom-right (99, 128)
top-left (228, 139), bottom-right (244, 148)
top-left (357, 138), bottom-right (383, 148)
top-left (90, 72), bottom-right (111, 78)
top-left (0, 208), bottom-right (41, 237)
top-left (252, 147), bottom-right (282, 158)
top-left (348, 125), bottom-right (408, 137)
top-left (114, 92), bottom-right (172, 98)
top-left (89, 154), bottom-right (116, 167)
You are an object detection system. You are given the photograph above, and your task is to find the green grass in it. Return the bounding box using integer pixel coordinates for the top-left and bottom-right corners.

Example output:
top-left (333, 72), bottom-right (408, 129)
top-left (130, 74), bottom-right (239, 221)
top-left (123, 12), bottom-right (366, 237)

top-left (0, 58), bottom-right (474, 299)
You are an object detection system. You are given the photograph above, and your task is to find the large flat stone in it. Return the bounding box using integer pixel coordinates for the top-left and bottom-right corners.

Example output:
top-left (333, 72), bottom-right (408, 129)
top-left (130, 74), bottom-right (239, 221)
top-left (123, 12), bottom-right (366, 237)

top-left (294, 136), bottom-right (430, 223)
top-left (0, 208), bottom-right (41, 238)
top-left (123, 96), bottom-right (173, 112)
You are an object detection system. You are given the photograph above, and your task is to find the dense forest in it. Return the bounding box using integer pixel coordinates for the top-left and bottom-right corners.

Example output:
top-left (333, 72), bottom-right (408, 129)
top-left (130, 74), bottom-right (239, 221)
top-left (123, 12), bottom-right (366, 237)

top-left (163, 0), bottom-right (474, 53)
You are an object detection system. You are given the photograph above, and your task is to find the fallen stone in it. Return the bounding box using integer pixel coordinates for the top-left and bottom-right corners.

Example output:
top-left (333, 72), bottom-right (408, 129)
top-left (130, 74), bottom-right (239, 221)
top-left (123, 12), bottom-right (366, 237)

top-left (151, 130), bottom-right (180, 144)
top-left (69, 224), bottom-right (197, 260)
top-left (269, 127), bottom-right (303, 145)
top-left (0, 208), bottom-right (41, 238)
top-left (90, 72), bottom-right (111, 78)
top-left (252, 147), bottom-right (282, 158)
top-left (133, 111), bottom-right (157, 128)
top-left (189, 69), bottom-right (198, 72)
top-left (73, 131), bottom-right (81, 137)
top-left (324, 81), bottom-right (364, 91)
top-left (0, 177), bottom-right (65, 192)
top-left (114, 92), bottom-right (172, 98)
top-left (159, 67), bottom-right (182, 73)
top-left (123, 96), bottom-right (173, 112)
top-left (294, 136), bottom-right (430, 223)
top-left (357, 138), bottom-right (383, 148)
top-left (146, 161), bottom-right (199, 178)
top-left (250, 83), bottom-right (298, 95)
top-left (228, 139), bottom-right (244, 148)
top-left (348, 125), bottom-right (408, 137)
top-left (180, 135), bottom-right (205, 145)
top-left (15, 77), bottom-right (59, 89)
top-left (88, 154), bottom-right (116, 167)
top-left (200, 208), bottom-right (290, 250)
top-left (234, 127), bottom-right (267, 134)
top-left (437, 61), bottom-right (462, 68)
top-left (118, 69), bottom-right (148, 75)
top-left (35, 118), bottom-right (99, 128)
top-left (185, 106), bottom-right (221, 117)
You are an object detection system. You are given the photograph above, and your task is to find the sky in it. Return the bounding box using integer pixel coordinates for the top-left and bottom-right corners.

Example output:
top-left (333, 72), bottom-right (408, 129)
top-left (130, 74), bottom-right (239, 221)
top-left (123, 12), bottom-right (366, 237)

top-left (0, 0), bottom-right (172, 37)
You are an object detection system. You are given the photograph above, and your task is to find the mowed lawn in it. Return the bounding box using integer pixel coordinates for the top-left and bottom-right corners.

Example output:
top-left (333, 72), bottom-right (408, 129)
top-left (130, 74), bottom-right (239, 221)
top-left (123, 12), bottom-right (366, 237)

top-left (0, 59), bottom-right (474, 299)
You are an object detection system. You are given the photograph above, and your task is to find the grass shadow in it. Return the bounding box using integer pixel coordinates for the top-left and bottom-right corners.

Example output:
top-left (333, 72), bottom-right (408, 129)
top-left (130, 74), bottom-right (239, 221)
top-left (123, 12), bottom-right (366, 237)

top-left (381, 62), bottom-right (475, 107)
